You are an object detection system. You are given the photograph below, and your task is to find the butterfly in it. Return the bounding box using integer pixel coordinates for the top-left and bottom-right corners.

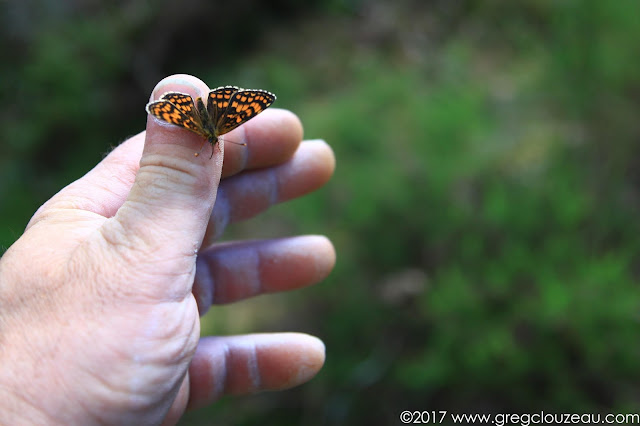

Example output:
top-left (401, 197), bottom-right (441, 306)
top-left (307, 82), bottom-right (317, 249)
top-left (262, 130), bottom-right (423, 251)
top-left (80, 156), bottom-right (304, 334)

top-left (146, 86), bottom-right (276, 157)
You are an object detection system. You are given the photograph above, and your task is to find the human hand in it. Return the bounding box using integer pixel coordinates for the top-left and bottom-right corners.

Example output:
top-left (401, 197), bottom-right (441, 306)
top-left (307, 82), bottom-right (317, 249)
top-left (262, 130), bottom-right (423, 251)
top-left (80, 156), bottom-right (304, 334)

top-left (0, 74), bottom-right (335, 425)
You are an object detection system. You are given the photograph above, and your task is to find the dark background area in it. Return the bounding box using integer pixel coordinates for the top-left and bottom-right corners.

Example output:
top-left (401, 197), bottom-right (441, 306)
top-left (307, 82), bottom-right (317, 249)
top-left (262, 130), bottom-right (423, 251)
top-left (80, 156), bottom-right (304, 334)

top-left (2, 0), bottom-right (640, 424)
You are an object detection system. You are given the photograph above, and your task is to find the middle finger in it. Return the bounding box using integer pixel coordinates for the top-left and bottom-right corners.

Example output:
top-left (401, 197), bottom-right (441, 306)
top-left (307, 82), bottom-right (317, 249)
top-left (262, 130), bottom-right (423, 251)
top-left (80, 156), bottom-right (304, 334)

top-left (205, 139), bottom-right (335, 243)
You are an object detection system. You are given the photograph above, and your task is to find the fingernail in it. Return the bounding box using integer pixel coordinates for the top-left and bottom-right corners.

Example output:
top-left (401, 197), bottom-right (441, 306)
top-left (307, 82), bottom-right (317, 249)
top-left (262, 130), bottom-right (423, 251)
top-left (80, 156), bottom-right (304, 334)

top-left (151, 75), bottom-right (200, 100)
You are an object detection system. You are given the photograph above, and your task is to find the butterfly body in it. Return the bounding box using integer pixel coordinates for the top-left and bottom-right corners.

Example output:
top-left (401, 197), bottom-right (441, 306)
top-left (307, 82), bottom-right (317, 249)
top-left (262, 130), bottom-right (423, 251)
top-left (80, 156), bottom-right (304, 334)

top-left (146, 85), bottom-right (276, 157)
top-left (193, 96), bottom-right (218, 144)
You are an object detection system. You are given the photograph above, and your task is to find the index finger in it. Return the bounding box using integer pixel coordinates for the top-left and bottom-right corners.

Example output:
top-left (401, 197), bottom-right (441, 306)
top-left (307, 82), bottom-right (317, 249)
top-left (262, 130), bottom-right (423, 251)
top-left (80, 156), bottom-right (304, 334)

top-left (220, 108), bottom-right (303, 178)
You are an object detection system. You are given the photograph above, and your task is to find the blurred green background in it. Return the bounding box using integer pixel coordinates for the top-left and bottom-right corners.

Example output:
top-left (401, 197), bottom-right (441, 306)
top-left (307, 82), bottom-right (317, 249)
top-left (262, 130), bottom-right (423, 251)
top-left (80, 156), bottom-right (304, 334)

top-left (2, 0), bottom-right (640, 424)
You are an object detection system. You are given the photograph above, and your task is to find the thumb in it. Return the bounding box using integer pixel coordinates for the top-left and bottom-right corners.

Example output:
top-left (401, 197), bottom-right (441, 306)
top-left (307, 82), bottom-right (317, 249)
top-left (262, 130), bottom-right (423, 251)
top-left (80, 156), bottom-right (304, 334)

top-left (105, 75), bottom-right (222, 273)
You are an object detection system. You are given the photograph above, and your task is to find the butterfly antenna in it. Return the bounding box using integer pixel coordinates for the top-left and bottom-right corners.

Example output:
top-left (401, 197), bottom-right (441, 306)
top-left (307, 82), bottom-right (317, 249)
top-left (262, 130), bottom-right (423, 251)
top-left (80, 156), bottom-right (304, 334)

top-left (221, 136), bottom-right (247, 147)
top-left (194, 139), bottom-right (208, 157)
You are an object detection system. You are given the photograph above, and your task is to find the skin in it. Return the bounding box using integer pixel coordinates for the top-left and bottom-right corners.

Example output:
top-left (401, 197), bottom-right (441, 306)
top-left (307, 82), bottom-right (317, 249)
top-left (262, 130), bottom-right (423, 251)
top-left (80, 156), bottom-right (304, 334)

top-left (0, 74), bottom-right (336, 425)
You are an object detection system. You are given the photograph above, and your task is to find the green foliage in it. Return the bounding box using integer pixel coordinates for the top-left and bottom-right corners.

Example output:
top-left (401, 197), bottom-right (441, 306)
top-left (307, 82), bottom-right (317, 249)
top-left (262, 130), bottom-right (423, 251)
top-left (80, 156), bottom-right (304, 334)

top-left (264, 0), bottom-right (640, 421)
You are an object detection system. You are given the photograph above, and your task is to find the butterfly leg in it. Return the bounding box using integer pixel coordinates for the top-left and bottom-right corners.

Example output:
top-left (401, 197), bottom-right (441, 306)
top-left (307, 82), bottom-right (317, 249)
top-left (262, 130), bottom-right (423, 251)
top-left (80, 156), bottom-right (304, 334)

top-left (209, 137), bottom-right (220, 159)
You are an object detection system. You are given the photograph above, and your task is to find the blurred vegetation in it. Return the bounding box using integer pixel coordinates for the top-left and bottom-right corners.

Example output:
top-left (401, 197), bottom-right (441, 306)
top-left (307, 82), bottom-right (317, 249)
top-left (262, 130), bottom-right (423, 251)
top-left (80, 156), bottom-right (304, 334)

top-left (2, 0), bottom-right (640, 424)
